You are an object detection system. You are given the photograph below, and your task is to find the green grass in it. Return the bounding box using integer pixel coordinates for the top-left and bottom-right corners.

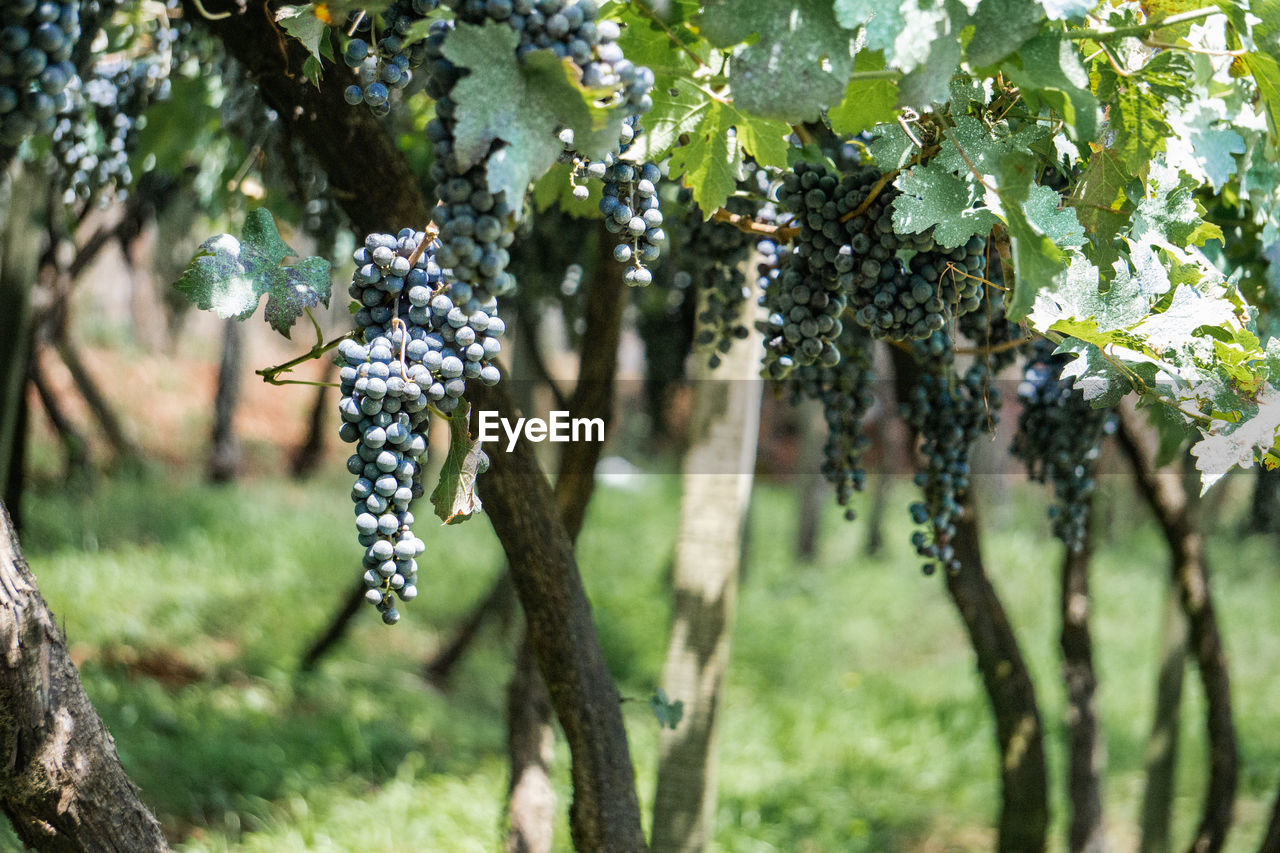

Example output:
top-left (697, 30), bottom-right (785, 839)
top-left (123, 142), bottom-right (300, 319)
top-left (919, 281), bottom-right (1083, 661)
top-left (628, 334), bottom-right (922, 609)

top-left (6, 467), bottom-right (1280, 852)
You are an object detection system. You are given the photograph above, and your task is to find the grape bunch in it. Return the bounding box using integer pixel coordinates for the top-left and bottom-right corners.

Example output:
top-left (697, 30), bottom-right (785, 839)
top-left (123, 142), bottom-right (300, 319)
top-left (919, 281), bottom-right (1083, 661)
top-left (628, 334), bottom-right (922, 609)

top-left (598, 142), bottom-right (663, 286)
top-left (1011, 339), bottom-right (1111, 551)
top-left (0, 0), bottom-right (80, 147)
top-left (674, 199), bottom-right (754, 367)
top-left (342, 0), bottom-right (437, 116)
top-left (759, 162), bottom-right (849, 378)
top-left (50, 55), bottom-right (167, 202)
top-left (838, 177), bottom-right (986, 342)
top-left (340, 229), bottom-right (502, 623)
top-left (902, 334), bottom-right (1000, 575)
top-left (337, 335), bottom-right (429, 625)
top-left (347, 229), bottom-right (505, 416)
top-left (423, 0), bottom-right (655, 303)
top-left (785, 321), bottom-right (876, 520)
top-left (558, 119), bottom-right (665, 285)
top-left (956, 253), bottom-right (1025, 374)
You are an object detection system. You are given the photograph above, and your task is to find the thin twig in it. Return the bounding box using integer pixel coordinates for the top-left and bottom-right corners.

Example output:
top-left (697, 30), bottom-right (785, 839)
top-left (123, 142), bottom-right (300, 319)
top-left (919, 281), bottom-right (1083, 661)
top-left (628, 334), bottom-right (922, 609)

top-left (1060, 6), bottom-right (1221, 41)
top-left (709, 207), bottom-right (800, 241)
top-left (257, 331), bottom-right (353, 384)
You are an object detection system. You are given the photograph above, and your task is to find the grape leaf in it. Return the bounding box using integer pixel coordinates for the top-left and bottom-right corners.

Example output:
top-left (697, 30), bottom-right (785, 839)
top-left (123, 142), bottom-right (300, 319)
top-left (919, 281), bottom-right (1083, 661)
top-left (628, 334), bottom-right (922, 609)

top-left (696, 0), bottom-right (857, 121)
top-left (649, 688), bottom-right (685, 730)
top-left (867, 123), bottom-right (917, 170)
top-left (173, 209), bottom-right (332, 338)
top-left (1191, 384), bottom-right (1280, 492)
top-left (966, 0), bottom-right (1045, 67)
top-left (443, 21), bottom-right (624, 203)
top-left (276, 5), bottom-right (330, 88)
top-left (892, 161), bottom-right (1000, 248)
top-left (1022, 184), bottom-right (1085, 248)
top-left (829, 51), bottom-right (900, 136)
top-left (1165, 100), bottom-right (1245, 192)
top-left (1002, 33), bottom-right (1098, 144)
top-left (1070, 149), bottom-right (1133, 267)
top-left (431, 401), bottom-right (485, 525)
top-left (664, 95), bottom-right (790, 213)
top-left (1040, 0), bottom-right (1096, 19)
top-left (1130, 163), bottom-right (1224, 246)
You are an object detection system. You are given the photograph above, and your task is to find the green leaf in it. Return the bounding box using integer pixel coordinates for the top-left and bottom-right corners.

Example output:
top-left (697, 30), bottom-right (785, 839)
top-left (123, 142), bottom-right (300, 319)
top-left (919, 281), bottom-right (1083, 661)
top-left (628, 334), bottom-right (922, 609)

top-left (276, 5), bottom-right (329, 87)
top-left (1070, 149), bottom-right (1133, 267)
top-left (1022, 184), bottom-right (1085, 248)
top-left (829, 52), bottom-right (900, 136)
top-left (967, 0), bottom-right (1045, 67)
top-left (431, 401), bottom-right (485, 525)
top-left (649, 688), bottom-right (684, 730)
top-left (696, 0), bottom-right (858, 121)
top-left (1001, 33), bottom-right (1098, 144)
top-left (173, 210), bottom-right (331, 338)
top-left (867, 123), bottom-right (917, 170)
top-left (892, 161), bottom-right (1001, 249)
top-left (1131, 163), bottom-right (1224, 247)
top-left (662, 96), bottom-right (790, 213)
top-left (443, 21), bottom-right (624, 202)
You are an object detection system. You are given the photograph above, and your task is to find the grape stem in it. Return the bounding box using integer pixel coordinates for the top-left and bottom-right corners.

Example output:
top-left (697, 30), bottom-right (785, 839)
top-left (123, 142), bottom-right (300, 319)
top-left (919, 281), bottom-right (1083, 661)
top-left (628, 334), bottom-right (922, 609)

top-left (406, 221), bottom-right (441, 268)
top-left (1059, 6), bottom-right (1221, 41)
top-left (709, 207), bottom-right (799, 241)
top-left (256, 308), bottom-right (351, 386)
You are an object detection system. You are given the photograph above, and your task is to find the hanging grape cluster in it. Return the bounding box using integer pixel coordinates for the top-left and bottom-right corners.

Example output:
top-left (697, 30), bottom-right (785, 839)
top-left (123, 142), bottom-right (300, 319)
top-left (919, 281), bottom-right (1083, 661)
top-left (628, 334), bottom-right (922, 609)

top-left (760, 162), bottom-right (849, 378)
top-left (902, 332), bottom-right (1001, 575)
top-left (342, 0), bottom-right (436, 115)
top-left (785, 321), bottom-right (876, 520)
top-left (674, 196), bottom-right (755, 367)
top-left (339, 229), bottom-right (502, 623)
top-left (422, 0), bottom-right (655, 308)
top-left (1011, 338), bottom-right (1112, 551)
top-left (49, 54), bottom-right (169, 202)
top-left (0, 0), bottom-right (80, 147)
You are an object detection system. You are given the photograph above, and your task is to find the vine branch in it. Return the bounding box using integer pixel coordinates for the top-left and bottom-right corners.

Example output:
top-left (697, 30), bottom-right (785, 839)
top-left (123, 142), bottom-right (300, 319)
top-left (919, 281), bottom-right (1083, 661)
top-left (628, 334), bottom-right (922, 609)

top-left (1059, 7), bottom-right (1221, 41)
top-left (710, 207), bottom-right (799, 241)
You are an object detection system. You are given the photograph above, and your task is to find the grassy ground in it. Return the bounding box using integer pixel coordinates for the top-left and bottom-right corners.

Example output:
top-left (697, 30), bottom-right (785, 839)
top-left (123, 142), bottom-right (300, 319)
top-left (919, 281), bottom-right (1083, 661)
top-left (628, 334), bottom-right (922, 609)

top-left (6, 462), bottom-right (1280, 852)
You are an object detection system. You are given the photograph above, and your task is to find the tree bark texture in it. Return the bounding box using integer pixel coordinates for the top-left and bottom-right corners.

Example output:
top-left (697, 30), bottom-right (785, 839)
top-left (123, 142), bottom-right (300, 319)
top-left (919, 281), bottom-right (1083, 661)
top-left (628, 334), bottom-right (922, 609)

top-left (1060, 508), bottom-right (1108, 853)
top-left (190, 8), bottom-right (650, 848)
top-left (651, 255), bottom-right (764, 853)
top-left (506, 637), bottom-right (556, 853)
top-left (1116, 409), bottom-right (1237, 853)
top-left (208, 319), bottom-right (244, 483)
top-left (0, 503), bottom-right (170, 851)
top-left (506, 223), bottom-right (628, 853)
top-left (0, 170), bottom-right (45, 532)
top-left (1140, 582), bottom-right (1190, 853)
top-left (948, 499), bottom-right (1050, 853)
